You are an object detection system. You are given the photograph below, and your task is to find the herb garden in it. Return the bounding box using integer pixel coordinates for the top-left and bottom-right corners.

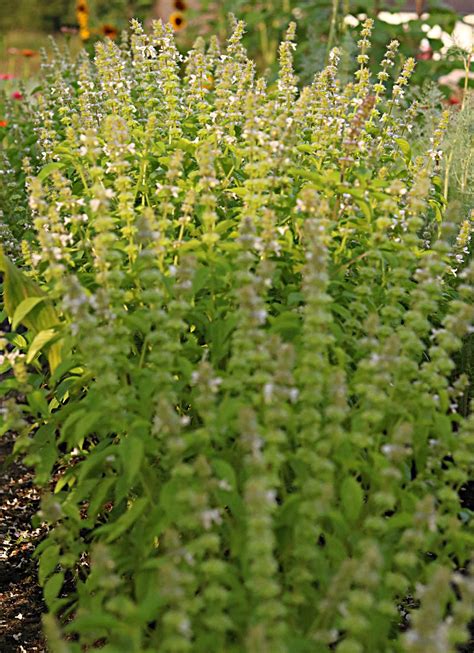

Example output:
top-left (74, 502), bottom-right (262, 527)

top-left (0, 3), bottom-right (473, 653)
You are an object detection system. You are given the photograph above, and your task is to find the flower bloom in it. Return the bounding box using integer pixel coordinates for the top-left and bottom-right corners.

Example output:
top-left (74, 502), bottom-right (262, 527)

top-left (169, 11), bottom-right (186, 31)
top-left (76, 0), bottom-right (90, 41)
top-left (60, 26), bottom-right (79, 35)
top-left (174, 0), bottom-right (188, 9)
top-left (7, 48), bottom-right (38, 57)
top-left (447, 95), bottom-right (460, 106)
top-left (416, 45), bottom-right (433, 61)
top-left (0, 73), bottom-right (15, 80)
top-left (11, 91), bottom-right (23, 100)
top-left (0, 120), bottom-right (8, 127)
top-left (101, 24), bottom-right (118, 40)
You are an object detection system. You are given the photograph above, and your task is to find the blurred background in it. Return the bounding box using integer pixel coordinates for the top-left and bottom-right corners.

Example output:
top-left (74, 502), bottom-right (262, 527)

top-left (0, 1), bottom-right (473, 99)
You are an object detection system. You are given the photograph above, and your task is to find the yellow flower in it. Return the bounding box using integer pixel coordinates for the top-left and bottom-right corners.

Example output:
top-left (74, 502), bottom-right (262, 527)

top-left (169, 11), bottom-right (187, 32)
top-left (76, 0), bottom-right (90, 41)
top-left (76, 1), bottom-right (89, 14)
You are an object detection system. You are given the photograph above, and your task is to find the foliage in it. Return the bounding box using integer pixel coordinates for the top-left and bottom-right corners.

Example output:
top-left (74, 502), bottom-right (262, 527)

top-left (1, 18), bottom-right (474, 653)
top-left (195, 0), bottom-right (471, 87)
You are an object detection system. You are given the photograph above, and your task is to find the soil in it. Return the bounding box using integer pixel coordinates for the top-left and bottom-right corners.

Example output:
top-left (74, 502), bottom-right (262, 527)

top-left (0, 433), bottom-right (46, 653)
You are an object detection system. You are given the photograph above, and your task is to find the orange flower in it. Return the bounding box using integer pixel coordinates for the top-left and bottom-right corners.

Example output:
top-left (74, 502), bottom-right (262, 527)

top-left (76, 0), bottom-right (90, 41)
top-left (0, 120), bottom-right (8, 127)
top-left (21, 49), bottom-right (38, 58)
top-left (76, 1), bottom-right (89, 14)
top-left (101, 24), bottom-right (119, 40)
top-left (169, 11), bottom-right (187, 32)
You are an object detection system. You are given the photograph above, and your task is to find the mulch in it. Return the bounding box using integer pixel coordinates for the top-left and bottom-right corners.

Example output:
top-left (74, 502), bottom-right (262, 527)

top-left (0, 433), bottom-right (46, 653)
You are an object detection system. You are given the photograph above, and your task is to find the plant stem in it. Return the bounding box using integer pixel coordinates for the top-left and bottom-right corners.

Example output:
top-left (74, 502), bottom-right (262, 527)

top-left (326, 0), bottom-right (340, 64)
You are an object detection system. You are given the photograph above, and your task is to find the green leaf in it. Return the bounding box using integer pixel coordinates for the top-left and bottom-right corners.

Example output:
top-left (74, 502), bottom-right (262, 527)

top-left (44, 572), bottom-right (65, 606)
top-left (37, 162), bottom-right (65, 182)
top-left (39, 544), bottom-right (61, 585)
top-left (395, 138), bottom-right (412, 161)
top-left (119, 435), bottom-right (144, 487)
top-left (0, 248), bottom-right (63, 372)
top-left (211, 458), bottom-right (237, 491)
top-left (340, 476), bottom-right (364, 523)
top-left (98, 497), bottom-right (149, 543)
top-left (27, 389), bottom-right (50, 418)
top-left (74, 411), bottom-right (101, 445)
top-left (26, 329), bottom-right (59, 365)
top-left (65, 613), bottom-right (119, 633)
top-left (12, 296), bottom-right (46, 331)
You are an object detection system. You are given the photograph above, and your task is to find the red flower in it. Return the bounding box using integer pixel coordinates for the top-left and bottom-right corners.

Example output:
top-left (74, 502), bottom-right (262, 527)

top-left (11, 91), bottom-right (23, 100)
top-left (0, 120), bottom-right (8, 127)
top-left (448, 96), bottom-right (460, 105)
top-left (416, 47), bottom-right (433, 61)
top-left (0, 73), bottom-right (15, 80)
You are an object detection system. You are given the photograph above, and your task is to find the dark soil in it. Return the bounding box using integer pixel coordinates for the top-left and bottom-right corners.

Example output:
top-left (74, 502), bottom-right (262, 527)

top-left (0, 433), bottom-right (46, 653)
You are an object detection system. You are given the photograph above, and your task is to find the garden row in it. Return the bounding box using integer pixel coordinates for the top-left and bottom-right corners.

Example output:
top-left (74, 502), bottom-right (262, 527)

top-left (0, 17), bottom-right (473, 653)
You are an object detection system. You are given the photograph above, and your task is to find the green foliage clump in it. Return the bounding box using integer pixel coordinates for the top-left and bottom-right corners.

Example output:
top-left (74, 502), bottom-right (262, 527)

top-left (1, 18), bottom-right (473, 653)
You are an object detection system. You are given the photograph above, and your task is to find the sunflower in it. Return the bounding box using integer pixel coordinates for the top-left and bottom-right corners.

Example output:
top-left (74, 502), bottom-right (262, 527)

top-left (101, 24), bottom-right (119, 40)
top-left (169, 11), bottom-right (187, 32)
top-left (76, 1), bottom-right (89, 14)
top-left (76, 0), bottom-right (90, 41)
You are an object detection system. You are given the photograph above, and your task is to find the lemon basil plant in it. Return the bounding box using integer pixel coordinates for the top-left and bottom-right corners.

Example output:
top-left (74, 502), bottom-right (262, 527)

top-left (0, 17), bottom-right (473, 653)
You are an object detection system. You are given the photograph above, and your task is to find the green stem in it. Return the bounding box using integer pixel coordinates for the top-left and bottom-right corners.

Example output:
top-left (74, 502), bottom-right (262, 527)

top-left (443, 150), bottom-right (453, 202)
top-left (326, 0), bottom-right (340, 65)
top-left (461, 51), bottom-right (472, 112)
